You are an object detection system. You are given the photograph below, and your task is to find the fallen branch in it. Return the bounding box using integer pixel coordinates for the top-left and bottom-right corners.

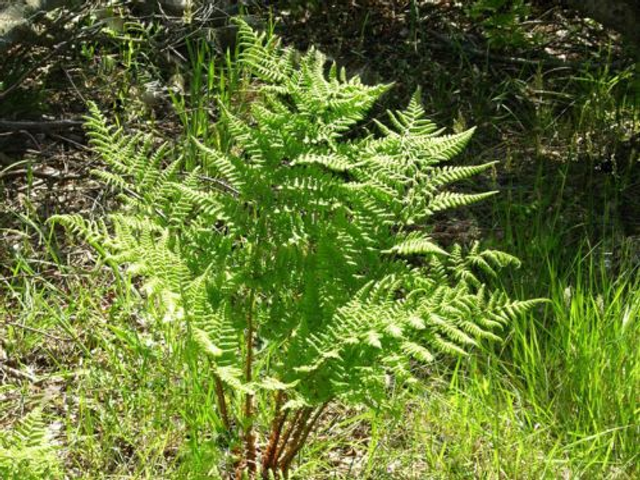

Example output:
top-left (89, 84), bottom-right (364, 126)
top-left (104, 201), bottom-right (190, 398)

top-left (3, 321), bottom-right (68, 342)
top-left (0, 119), bottom-right (84, 132)
top-left (426, 30), bottom-right (628, 71)
top-left (0, 168), bottom-right (84, 181)
top-left (0, 364), bottom-right (37, 383)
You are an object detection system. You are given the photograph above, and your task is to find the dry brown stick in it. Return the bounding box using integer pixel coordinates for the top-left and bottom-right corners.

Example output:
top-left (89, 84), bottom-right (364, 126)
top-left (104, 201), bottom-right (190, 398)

top-left (0, 119), bottom-right (84, 132)
top-left (198, 175), bottom-right (241, 197)
top-left (0, 364), bottom-right (37, 383)
top-left (3, 321), bottom-right (67, 342)
top-left (0, 47), bottom-right (60, 101)
top-left (426, 30), bottom-right (625, 71)
top-left (0, 169), bottom-right (84, 181)
top-left (0, 5), bottom-right (99, 102)
top-left (51, 133), bottom-right (91, 151)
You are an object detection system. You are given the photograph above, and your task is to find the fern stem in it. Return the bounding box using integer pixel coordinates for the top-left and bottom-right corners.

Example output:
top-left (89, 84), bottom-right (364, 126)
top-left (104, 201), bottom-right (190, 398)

top-left (243, 287), bottom-right (257, 478)
top-left (277, 407), bottom-right (312, 473)
top-left (281, 403), bottom-right (328, 475)
top-left (261, 391), bottom-right (287, 477)
top-left (214, 374), bottom-right (231, 431)
top-left (273, 408), bottom-right (303, 467)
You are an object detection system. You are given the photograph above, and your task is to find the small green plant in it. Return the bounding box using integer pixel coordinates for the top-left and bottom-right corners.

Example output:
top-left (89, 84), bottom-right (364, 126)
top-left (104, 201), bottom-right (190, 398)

top-left (170, 36), bottom-right (248, 168)
top-left (53, 20), bottom-right (539, 479)
top-left (0, 408), bottom-right (61, 480)
top-left (468, 0), bottom-right (533, 49)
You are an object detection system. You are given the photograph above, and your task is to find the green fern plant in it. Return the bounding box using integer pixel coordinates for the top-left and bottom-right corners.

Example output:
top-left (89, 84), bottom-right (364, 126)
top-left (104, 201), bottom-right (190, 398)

top-left (52, 20), bottom-right (541, 479)
top-left (467, 0), bottom-right (534, 49)
top-left (0, 408), bottom-right (61, 479)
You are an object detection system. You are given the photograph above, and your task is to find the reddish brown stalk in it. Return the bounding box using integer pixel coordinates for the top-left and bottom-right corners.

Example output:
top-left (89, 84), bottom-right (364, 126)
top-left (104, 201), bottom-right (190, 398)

top-left (214, 375), bottom-right (231, 430)
top-left (238, 289), bottom-right (257, 479)
top-left (243, 392), bottom-right (257, 478)
top-left (273, 408), bottom-right (303, 467)
top-left (244, 300), bottom-right (256, 478)
top-left (277, 408), bottom-right (312, 472)
top-left (281, 403), bottom-right (328, 475)
top-left (233, 445), bottom-right (245, 480)
top-left (261, 391), bottom-right (288, 477)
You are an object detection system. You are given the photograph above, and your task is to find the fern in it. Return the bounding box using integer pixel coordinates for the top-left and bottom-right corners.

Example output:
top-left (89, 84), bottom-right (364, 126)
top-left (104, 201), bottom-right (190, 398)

top-left (0, 409), bottom-right (61, 480)
top-left (384, 231), bottom-right (448, 257)
top-left (53, 20), bottom-right (542, 479)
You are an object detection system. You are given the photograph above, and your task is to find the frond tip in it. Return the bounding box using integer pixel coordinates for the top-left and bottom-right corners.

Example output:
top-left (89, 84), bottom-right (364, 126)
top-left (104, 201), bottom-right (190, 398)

top-left (384, 233), bottom-right (449, 257)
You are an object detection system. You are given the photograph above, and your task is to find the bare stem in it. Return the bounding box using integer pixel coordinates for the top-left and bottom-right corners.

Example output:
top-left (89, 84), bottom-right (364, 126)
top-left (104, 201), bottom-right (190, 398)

top-left (213, 375), bottom-right (231, 431)
top-left (261, 391), bottom-right (287, 477)
top-left (277, 408), bottom-right (312, 473)
top-left (243, 288), bottom-right (257, 478)
top-left (281, 403), bottom-right (328, 475)
top-left (273, 408), bottom-right (303, 467)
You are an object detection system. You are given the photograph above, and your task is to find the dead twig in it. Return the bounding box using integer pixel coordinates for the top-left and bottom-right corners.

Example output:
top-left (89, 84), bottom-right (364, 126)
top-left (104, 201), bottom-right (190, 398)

top-left (427, 31), bottom-right (629, 71)
top-left (0, 168), bottom-right (84, 181)
top-left (3, 321), bottom-right (68, 342)
top-left (0, 119), bottom-right (84, 133)
top-left (0, 364), bottom-right (37, 383)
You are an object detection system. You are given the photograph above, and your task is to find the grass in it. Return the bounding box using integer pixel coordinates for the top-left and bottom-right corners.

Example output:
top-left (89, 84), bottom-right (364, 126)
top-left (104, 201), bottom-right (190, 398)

top-left (1, 201), bottom-right (638, 479)
top-left (1, 242), bottom-right (216, 478)
top-left (497, 222), bottom-right (640, 477)
top-left (1, 3), bottom-right (639, 479)
top-left (2, 124), bottom-right (637, 480)
top-left (282, 238), bottom-right (639, 479)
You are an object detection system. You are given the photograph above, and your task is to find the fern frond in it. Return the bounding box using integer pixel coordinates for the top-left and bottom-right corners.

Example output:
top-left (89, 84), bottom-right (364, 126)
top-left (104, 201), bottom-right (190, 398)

top-left (0, 408), bottom-right (61, 478)
top-left (388, 88), bottom-right (439, 137)
top-left (418, 128), bottom-right (476, 161)
top-left (293, 153), bottom-right (353, 173)
top-left (57, 23), bottom-right (540, 478)
top-left (49, 214), bottom-right (109, 257)
top-left (384, 232), bottom-right (448, 257)
top-left (401, 341), bottom-right (434, 363)
top-left (427, 191), bottom-right (497, 215)
top-left (236, 19), bottom-right (291, 85)
top-left (429, 161), bottom-right (497, 189)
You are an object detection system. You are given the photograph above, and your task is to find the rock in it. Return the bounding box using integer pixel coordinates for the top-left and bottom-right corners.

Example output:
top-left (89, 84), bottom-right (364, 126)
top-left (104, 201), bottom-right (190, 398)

top-left (0, 0), bottom-right (71, 49)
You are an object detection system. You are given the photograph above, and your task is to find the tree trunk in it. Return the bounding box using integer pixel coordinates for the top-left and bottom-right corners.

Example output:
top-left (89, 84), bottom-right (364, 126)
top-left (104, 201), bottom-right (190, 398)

top-left (565, 0), bottom-right (640, 52)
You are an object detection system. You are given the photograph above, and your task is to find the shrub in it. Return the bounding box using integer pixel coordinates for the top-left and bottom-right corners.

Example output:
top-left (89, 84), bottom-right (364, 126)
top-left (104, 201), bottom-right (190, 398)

top-left (52, 20), bottom-right (539, 479)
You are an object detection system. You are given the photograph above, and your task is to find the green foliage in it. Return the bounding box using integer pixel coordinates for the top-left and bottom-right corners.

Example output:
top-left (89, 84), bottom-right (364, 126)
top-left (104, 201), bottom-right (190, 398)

top-left (467, 0), bottom-right (533, 49)
top-left (52, 20), bottom-right (538, 478)
top-left (0, 409), bottom-right (61, 480)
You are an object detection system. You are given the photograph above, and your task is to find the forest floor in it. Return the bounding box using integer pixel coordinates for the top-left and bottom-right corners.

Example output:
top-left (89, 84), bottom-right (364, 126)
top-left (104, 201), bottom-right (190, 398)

top-left (1, 1), bottom-right (639, 479)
